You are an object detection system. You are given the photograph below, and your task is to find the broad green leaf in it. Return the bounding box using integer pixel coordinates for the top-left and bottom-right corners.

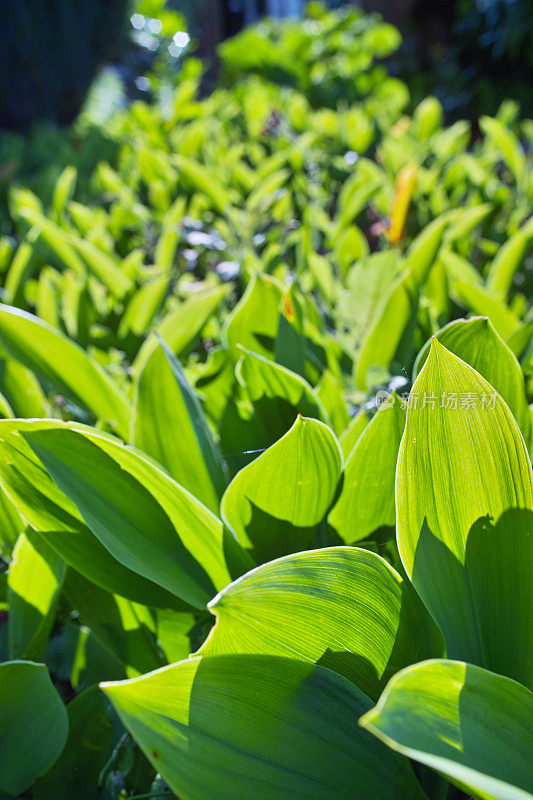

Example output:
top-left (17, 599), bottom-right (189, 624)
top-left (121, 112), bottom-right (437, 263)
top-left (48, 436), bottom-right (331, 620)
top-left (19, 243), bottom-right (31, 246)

top-left (316, 370), bottom-right (350, 435)
top-left (361, 660), bottom-right (533, 800)
top-left (0, 386), bottom-right (13, 419)
top-left (335, 158), bottom-right (382, 231)
top-left (193, 346), bottom-right (236, 424)
top-left (36, 266), bottom-right (62, 329)
top-left (0, 354), bottom-right (50, 418)
top-left (237, 347), bottom-right (328, 437)
top-left (339, 408), bottom-right (369, 458)
top-left (201, 547), bottom-right (442, 699)
top-left (13, 205), bottom-right (85, 276)
top-left (119, 275), bottom-right (170, 338)
top-left (17, 204), bottom-right (132, 297)
top-left (486, 215), bottom-right (533, 301)
top-left (70, 626), bottom-right (127, 690)
top-left (414, 317), bottom-right (531, 444)
top-left (172, 154), bottom-right (234, 214)
top-left (133, 285), bottom-right (228, 376)
top-left (68, 234), bottom-right (132, 299)
top-left (155, 608), bottom-right (197, 664)
top-left (154, 196), bottom-right (186, 272)
top-left (102, 654), bottom-right (427, 800)
top-left (8, 531), bottom-right (66, 659)
top-left (220, 350), bottom-right (329, 476)
top-left (450, 278), bottom-right (520, 339)
top-left (273, 289), bottom-right (306, 377)
top-left (506, 319), bottom-right (533, 359)
top-left (337, 251), bottom-right (399, 356)
top-left (329, 393), bottom-right (405, 542)
top-left (335, 224), bottom-right (370, 272)
top-left (132, 339), bottom-right (227, 513)
top-left (222, 416), bottom-right (342, 562)
top-left (33, 686), bottom-right (123, 800)
top-left (440, 248), bottom-right (483, 289)
top-left (0, 420), bottom-right (182, 609)
top-left (223, 273), bottom-right (282, 359)
top-left (52, 165), bottom-right (77, 219)
top-left (0, 661), bottom-right (68, 796)
top-left (355, 215), bottom-right (449, 388)
top-left (0, 305), bottom-right (130, 439)
top-left (403, 212), bottom-right (451, 283)
top-left (444, 203), bottom-right (492, 245)
top-left (21, 423), bottom-right (247, 608)
top-left (3, 242), bottom-right (36, 306)
top-left (480, 115), bottom-right (527, 186)
top-left (64, 571), bottom-right (163, 677)
top-left (397, 341), bottom-right (533, 686)
top-left (0, 489), bottom-right (23, 552)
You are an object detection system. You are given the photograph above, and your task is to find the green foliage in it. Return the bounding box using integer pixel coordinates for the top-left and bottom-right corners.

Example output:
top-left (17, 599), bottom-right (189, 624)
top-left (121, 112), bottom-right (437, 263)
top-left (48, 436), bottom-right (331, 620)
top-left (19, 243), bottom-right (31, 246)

top-left (0, 4), bottom-right (532, 799)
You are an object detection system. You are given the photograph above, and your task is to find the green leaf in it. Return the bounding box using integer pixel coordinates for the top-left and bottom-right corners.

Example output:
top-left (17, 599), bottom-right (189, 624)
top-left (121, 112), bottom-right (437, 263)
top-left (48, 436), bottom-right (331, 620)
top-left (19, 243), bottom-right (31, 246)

top-left (102, 654), bottom-right (427, 800)
top-left (68, 234), bottom-right (132, 299)
top-left (397, 340), bottom-right (533, 686)
top-left (506, 319), bottom-right (533, 359)
top-left (0, 661), bottom-right (68, 796)
top-left (329, 393), bottom-right (405, 543)
top-left (480, 115), bottom-right (527, 186)
top-left (361, 659), bottom-right (533, 800)
top-left (0, 305), bottom-right (130, 439)
top-left (486, 215), bottom-right (533, 301)
top-left (3, 242), bottom-right (36, 306)
top-left (414, 317), bottom-right (531, 444)
top-left (222, 416), bottom-right (342, 562)
top-left (132, 339), bottom-right (227, 513)
top-left (0, 486), bottom-right (23, 553)
top-left (237, 347), bottom-right (328, 438)
top-left (274, 289), bottom-right (306, 377)
top-left (337, 251), bottom-right (399, 357)
top-left (12, 204), bottom-right (85, 276)
top-left (355, 214), bottom-right (449, 388)
top-left (64, 571), bottom-right (164, 678)
top-left (52, 165), bottom-right (77, 219)
top-left (449, 278), bottom-right (520, 340)
top-left (316, 370), bottom-right (350, 435)
top-left (21, 423), bottom-right (243, 608)
top-left (33, 686), bottom-right (123, 800)
top-left (200, 547), bottom-right (442, 699)
top-left (17, 203), bottom-right (132, 298)
top-left (8, 531), bottom-right (66, 659)
top-left (155, 608), bottom-right (197, 664)
top-left (443, 203), bottom-right (493, 245)
top-left (172, 154), bottom-right (234, 214)
top-left (119, 275), bottom-right (170, 338)
top-left (0, 354), bottom-right (50, 418)
top-left (154, 196), bottom-right (186, 272)
top-left (133, 285), bottom-right (228, 376)
top-left (223, 273), bottom-right (282, 359)
top-left (339, 408), bottom-right (369, 458)
top-left (0, 419), bottom-right (181, 609)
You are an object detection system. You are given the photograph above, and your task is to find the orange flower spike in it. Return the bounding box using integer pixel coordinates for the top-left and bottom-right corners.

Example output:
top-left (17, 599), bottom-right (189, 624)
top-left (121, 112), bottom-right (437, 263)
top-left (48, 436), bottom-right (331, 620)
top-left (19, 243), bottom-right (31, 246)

top-left (390, 116), bottom-right (410, 138)
top-left (282, 291), bottom-right (296, 323)
top-left (387, 161), bottom-right (418, 244)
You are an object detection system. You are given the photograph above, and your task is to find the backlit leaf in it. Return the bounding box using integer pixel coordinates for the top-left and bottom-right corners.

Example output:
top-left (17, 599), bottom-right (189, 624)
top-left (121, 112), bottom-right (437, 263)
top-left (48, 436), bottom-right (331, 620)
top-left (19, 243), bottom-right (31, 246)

top-left (397, 340), bottom-right (533, 687)
top-left (361, 660), bottom-right (533, 800)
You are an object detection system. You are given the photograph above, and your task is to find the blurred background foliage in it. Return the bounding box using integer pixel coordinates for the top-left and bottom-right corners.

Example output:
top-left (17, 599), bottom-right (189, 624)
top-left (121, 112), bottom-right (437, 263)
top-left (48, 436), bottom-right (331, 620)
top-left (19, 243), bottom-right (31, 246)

top-left (0, 0), bottom-right (531, 234)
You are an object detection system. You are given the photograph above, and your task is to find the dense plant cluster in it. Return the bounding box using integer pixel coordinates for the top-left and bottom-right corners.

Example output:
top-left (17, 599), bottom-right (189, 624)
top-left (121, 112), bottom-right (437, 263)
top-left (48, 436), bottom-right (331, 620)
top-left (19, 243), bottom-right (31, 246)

top-left (0, 4), bottom-right (532, 799)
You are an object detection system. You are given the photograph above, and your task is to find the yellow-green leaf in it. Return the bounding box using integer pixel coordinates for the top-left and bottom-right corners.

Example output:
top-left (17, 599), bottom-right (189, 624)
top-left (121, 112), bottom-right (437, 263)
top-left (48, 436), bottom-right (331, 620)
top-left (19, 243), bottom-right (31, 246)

top-left (397, 340), bottom-right (533, 686)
